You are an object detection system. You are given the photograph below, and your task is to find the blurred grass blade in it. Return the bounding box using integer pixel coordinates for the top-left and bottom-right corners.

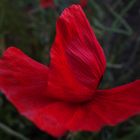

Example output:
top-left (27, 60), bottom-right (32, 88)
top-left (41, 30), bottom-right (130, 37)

top-left (116, 126), bottom-right (140, 140)
top-left (106, 5), bottom-right (133, 35)
top-left (107, 63), bottom-right (123, 69)
top-left (89, 0), bottom-right (104, 19)
top-left (112, 0), bottom-right (136, 28)
top-left (0, 122), bottom-right (30, 140)
top-left (0, 1), bottom-right (5, 32)
top-left (93, 17), bottom-right (131, 35)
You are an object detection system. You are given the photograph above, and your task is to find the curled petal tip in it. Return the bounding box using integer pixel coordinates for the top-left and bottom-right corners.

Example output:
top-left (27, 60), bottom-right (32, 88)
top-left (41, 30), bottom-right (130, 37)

top-left (2, 47), bottom-right (23, 57)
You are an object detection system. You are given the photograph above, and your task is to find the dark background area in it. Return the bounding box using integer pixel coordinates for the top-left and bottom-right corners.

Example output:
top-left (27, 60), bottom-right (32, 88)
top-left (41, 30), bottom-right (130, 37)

top-left (0, 0), bottom-right (140, 140)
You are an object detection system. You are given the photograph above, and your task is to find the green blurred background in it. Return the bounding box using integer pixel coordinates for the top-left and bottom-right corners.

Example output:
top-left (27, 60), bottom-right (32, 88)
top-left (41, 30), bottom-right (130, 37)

top-left (0, 0), bottom-right (140, 140)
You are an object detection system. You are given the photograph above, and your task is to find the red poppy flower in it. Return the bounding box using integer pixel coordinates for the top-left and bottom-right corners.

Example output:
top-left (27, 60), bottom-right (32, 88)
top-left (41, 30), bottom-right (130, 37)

top-left (80, 0), bottom-right (88, 7)
top-left (0, 5), bottom-right (140, 137)
top-left (40, 0), bottom-right (88, 9)
top-left (40, 0), bottom-right (54, 9)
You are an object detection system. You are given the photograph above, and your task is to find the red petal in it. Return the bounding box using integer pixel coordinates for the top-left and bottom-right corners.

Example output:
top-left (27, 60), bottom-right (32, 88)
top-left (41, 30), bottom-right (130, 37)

top-left (27, 80), bottom-right (140, 135)
top-left (40, 0), bottom-right (55, 9)
top-left (0, 47), bottom-right (66, 137)
top-left (65, 80), bottom-right (140, 131)
top-left (48, 5), bottom-right (106, 102)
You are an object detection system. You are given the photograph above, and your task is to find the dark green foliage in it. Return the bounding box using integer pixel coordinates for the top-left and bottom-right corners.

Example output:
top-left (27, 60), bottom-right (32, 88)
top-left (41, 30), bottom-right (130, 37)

top-left (0, 0), bottom-right (140, 139)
